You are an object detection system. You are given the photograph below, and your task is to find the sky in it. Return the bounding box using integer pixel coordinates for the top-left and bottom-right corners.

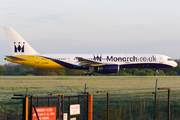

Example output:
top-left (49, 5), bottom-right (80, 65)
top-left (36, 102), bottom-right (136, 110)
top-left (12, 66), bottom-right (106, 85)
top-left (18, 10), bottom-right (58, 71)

top-left (0, 0), bottom-right (180, 65)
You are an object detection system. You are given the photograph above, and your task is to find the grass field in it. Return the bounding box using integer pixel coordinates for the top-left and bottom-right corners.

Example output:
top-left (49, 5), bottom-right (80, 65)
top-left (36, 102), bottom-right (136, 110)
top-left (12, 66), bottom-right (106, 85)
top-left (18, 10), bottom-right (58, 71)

top-left (0, 76), bottom-right (180, 93)
top-left (0, 76), bottom-right (180, 119)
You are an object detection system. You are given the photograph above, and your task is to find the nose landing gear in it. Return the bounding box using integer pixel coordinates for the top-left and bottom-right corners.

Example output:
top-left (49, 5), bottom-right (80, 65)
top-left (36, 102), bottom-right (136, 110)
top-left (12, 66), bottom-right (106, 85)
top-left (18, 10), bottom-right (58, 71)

top-left (154, 68), bottom-right (159, 76)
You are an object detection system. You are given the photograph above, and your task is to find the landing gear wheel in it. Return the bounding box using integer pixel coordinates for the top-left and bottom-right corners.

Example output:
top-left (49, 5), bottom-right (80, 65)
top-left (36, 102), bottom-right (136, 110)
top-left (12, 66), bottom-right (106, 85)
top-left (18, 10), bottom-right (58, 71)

top-left (85, 72), bottom-right (94, 76)
top-left (90, 73), bottom-right (94, 76)
top-left (154, 68), bottom-right (159, 76)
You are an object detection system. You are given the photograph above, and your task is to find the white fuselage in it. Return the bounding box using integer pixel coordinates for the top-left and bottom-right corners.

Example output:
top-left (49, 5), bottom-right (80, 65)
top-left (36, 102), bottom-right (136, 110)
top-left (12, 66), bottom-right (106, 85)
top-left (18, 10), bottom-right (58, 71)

top-left (3, 27), bottom-right (178, 74)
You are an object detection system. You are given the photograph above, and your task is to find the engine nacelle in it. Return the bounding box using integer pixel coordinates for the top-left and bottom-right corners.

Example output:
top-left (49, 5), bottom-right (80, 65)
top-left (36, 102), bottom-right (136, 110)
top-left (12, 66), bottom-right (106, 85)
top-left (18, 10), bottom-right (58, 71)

top-left (95, 64), bottom-right (119, 73)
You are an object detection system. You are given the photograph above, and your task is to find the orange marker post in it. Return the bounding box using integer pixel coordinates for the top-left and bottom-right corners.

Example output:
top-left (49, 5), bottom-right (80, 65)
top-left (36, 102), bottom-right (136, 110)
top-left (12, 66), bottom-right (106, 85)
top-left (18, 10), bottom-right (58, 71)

top-left (23, 97), bottom-right (28, 120)
top-left (88, 94), bottom-right (93, 120)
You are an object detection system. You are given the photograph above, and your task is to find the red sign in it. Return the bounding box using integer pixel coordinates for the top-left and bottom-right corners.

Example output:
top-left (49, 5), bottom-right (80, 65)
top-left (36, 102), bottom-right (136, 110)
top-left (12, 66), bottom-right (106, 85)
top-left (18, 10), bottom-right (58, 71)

top-left (32, 107), bottom-right (56, 120)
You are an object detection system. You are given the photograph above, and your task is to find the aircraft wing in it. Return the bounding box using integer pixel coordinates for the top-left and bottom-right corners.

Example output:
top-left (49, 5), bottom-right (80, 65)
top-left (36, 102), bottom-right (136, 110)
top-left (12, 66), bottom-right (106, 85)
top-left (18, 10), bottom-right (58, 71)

top-left (6, 56), bottom-right (28, 61)
top-left (76, 57), bottom-right (104, 67)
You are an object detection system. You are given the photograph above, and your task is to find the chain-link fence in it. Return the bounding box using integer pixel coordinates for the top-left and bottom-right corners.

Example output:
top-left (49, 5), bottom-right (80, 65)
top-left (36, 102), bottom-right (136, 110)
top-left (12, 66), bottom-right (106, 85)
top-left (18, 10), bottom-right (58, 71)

top-left (93, 88), bottom-right (180, 120)
top-left (1, 88), bottom-right (180, 120)
top-left (0, 94), bottom-right (89, 120)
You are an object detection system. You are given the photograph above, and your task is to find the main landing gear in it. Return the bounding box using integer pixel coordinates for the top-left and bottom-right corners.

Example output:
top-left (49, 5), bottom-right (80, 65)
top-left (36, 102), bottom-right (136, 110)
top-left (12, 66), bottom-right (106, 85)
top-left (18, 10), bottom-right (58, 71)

top-left (85, 72), bottom-right (94, 76)
top-left (154, 68), bottom-right (159, 76)
top-left (85, 67), bottom-right (94, 76)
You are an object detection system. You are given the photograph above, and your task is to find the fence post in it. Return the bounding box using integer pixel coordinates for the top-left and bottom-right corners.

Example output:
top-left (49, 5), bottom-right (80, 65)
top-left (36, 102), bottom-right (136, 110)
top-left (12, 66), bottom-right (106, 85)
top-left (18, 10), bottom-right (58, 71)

top-left (22, 96), bottom-right (28, 120)
top-left (68, 97), bottom-right (71, 120)
top-left (88, 94), bottom-right (93, 120)
top-left (152, 79), bottom-right (158, 120)
top-left (62, 95), bottom-right (64, 120)
top-left (30, 96), bottom-right (33, 120)
top-left (86, 92), bottom-right (89, 120)
top-left (168, 89), bottom-right (170, 120)
top-left (78, 96), bottom-right (80, 120)
top-left (48, 98), bottom-right (50, 107)
top-left (107, 92), bottom-right (109, 120)
top-left (158, 88), bottom-right (170, 120)
top-left (96, 91), bottom-right (109, 120)
top-left (84, 97), bottom-right (86, 120)
top-left (58, 95), bottom-right (61, 120)
top-left (37, 99), bottom-right (39, 107)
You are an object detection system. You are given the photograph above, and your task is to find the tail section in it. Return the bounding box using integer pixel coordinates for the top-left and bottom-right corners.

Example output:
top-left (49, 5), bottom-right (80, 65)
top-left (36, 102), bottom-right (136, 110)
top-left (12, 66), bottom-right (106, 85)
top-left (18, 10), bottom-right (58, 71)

top-left (3, 27), bottom-right (39, 55)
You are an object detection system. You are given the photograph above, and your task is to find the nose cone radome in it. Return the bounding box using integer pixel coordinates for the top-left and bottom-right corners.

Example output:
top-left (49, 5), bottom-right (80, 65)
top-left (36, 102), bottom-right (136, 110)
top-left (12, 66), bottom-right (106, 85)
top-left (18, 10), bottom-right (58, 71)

top-left (173, 61), bottom-right (178, 67)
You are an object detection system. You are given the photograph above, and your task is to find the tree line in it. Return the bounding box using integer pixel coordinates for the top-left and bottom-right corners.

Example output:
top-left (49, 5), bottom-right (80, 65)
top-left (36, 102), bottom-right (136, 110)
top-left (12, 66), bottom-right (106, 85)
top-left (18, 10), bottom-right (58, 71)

top-left (0, 59), bottom-right (180, 76)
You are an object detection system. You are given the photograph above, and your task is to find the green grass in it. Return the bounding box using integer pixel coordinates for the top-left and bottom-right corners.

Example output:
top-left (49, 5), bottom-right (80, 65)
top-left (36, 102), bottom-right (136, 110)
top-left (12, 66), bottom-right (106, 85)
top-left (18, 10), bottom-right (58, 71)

top-left (2, 76), bottom-right (180, 88)
top-left (0, 76), bottom-right (180, 119)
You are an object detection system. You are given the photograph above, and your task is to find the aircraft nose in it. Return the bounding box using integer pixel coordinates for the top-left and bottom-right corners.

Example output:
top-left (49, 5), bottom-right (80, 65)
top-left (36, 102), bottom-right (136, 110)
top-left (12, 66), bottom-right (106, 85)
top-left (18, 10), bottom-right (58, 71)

top-left (173, 61), bottom-right (178, 67)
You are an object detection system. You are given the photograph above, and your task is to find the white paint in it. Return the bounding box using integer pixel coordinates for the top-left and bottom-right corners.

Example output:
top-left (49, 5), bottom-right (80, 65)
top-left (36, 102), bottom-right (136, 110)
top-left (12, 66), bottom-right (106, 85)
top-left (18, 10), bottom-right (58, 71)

top-left (63, 113), bottom-right (67, 120)
top-left (70, 104), bottom-right (80, 115)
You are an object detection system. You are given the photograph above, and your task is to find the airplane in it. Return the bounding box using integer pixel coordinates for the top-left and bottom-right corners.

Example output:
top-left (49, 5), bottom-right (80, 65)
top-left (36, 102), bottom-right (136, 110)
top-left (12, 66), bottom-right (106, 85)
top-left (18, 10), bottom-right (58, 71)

top-left (3, 27), bottom-right (178, 75)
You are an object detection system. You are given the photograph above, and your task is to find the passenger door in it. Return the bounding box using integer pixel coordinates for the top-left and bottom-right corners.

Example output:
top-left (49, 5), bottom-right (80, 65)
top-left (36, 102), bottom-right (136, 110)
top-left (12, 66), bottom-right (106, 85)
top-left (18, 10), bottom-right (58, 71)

top-left (35, 56), bottom-right (39, 63)
top-left (159, 57), bottom-right (163, 63)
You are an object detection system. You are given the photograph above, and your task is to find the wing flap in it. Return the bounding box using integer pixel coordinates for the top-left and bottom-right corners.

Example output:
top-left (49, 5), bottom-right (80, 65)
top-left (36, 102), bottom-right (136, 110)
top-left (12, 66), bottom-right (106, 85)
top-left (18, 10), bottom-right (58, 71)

top-left (76, 57), bottom-right (104, 67)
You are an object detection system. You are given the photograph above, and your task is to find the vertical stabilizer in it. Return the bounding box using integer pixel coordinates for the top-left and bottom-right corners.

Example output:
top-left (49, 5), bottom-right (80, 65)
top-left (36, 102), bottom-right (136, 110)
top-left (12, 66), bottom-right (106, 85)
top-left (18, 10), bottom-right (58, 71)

top-left (3, 27), bottom-right (39, 55)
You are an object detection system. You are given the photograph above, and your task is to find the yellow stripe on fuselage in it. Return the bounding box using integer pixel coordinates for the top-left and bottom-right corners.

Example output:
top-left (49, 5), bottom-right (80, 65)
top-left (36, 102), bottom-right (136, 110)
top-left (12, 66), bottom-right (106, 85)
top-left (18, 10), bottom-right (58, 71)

top-left (5, 55), bottom-right (68, 69)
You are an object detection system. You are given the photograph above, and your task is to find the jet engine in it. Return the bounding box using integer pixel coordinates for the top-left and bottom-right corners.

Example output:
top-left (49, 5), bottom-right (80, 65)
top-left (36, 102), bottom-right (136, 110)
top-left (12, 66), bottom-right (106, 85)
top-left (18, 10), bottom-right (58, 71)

top-left (95, 64), bottom-right (119, 73)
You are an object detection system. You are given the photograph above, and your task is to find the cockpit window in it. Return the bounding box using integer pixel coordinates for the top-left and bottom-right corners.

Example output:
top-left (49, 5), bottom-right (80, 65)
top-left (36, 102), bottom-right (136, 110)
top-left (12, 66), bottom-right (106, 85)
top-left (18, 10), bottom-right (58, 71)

top-left (167, 58), bottom-right (173, 61)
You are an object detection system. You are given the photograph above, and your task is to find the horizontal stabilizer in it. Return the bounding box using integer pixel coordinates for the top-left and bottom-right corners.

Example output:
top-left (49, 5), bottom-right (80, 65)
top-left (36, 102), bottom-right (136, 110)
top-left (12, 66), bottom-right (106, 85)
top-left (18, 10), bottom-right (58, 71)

top-left (6, 56), bottom-right (28, 61)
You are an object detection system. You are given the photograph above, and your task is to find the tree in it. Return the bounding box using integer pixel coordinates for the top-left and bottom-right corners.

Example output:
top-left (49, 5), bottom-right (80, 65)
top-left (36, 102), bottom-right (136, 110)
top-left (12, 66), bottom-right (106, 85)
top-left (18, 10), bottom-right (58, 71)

top-left (0, 65), bottom-right (6, 75)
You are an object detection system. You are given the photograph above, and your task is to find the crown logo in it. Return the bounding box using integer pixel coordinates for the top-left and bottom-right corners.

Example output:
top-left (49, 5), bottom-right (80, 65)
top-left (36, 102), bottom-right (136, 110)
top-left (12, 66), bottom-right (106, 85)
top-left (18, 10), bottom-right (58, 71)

top-left (14, 42), bottom-right (25, 53)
